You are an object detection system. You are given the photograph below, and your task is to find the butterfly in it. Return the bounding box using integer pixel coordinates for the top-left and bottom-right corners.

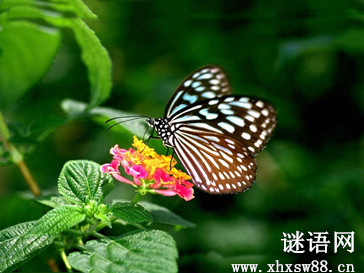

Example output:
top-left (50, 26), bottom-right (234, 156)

top-left (146, 65), bottom-right (277, 194)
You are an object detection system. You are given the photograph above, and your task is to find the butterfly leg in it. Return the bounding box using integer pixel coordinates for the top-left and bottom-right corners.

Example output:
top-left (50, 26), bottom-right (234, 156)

top-left (142, 127), bottom-right (160, 152)
top-left (169, 149), bottom-right (175, 171)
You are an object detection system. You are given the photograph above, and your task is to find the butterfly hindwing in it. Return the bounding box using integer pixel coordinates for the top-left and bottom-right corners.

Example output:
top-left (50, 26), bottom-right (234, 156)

top-left (165, 65), bottom-right (231, 118)
top-left (171, 131), bottom-right (256, 194)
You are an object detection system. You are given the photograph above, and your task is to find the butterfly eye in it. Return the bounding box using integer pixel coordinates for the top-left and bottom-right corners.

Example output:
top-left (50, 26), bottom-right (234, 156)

top-left (150, 65), bottom-right (276, 194)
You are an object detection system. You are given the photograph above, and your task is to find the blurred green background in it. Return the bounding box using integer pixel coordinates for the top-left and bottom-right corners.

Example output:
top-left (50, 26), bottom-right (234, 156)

top-left (1, 0), bottom-right (364, 272)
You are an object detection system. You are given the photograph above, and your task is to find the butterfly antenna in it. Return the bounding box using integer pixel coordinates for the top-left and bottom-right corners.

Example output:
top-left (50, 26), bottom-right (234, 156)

top-left (107, 117), bottom-right (147, 130)
top-left (105, 115), bottom-right (150, 124)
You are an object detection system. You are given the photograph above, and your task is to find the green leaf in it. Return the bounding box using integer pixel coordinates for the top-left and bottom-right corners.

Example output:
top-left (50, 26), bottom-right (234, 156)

top-left (139, 201), bottom-right (196, 228)
top-left (46, 0), bottom-right (97, 19)
top-left (111, 202), bottom-right (152, 224)
top-left (0, 205), bottom-right (85, 272)
top-left (61, 99), bottom-right (149, 138)
top-left (28, 114), bottom-right (67, 143)
top-left (58, 160), bottom-right (113, 205)
top-left (30, 205), bottom-right (85, 235)
top-left (96, 213), bottom-right (112, 229)
top-left (36, 196), bottom-right (67, 208)
top-left (0, 21), bottom-right (61, 109)
top-left (69, 18), bottom-right (112, 108)
top-left (68, 230), bottom-right (178, 273)
top-left (0, 221), bottom-right (55, 273)
top-left (1, 1), bottom-right (112, 108)
top-left (6, 114), bottom-right (68, 156)
top-left (0, 221), bottom-right (36, 242)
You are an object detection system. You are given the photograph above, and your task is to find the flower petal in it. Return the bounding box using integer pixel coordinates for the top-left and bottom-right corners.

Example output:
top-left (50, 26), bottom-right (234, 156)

top-left (111, 173), bottom-right (134, 185)
top-left (153, 168), bottom-right (173, 183)
top-left (126, 164), bottom-right (148, 179)
top-left (100, 159), bottom-right (120, 174)
top-left (154, 189), bottom-right (178, 197)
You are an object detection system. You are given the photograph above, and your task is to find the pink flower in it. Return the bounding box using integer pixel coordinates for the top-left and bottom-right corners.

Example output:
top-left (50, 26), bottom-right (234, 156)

top-left (174, 180), bottom-right (195, 201)
top-left (125, 164), bottom-right (148, 186)
top-left (153, 168), bottom-right (174, 182)
top-left (126, 165), bottom-right (148, 179)
top-left (100, 159), bottom-right (120, 174)
top-left (154, 179), bottom-right (194, 201)
top-left (100, 136), bottom-right (194, 201)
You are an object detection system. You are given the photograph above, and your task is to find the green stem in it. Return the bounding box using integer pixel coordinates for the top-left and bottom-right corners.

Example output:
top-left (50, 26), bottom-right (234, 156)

top-left (60, 249), bottom-right (72, 272)
top-left (93, 232), bottom-right (108, 240)
top-left (0, 111), bottom-right (41, 196)
top-left (0, 112), bottom-right (10, 139)
top-left (131, 192), bottom-right (142, 205)
top-left (95, 220), bottom-right (108, 231)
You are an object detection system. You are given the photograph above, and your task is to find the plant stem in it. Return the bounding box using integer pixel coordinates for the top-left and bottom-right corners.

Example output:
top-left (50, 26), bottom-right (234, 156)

top-left (18, 159), bottom-right (42, 196)
top-left (93, 232), bottom-right (108, 240)
top-left (0, 111), bottom-right (41, 196)
top-left (60, 249), bottom-right (72, 272)
top-left (131, 192), bottom-right (142, 204)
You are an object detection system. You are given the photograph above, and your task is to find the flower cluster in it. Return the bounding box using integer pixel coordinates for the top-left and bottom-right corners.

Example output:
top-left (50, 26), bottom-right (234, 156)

top-left (101, 136), bottom-right (194, 201)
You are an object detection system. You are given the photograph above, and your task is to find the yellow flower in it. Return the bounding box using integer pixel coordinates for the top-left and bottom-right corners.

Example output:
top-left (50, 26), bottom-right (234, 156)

top-left (132, 135), bottom-right (157, 157)
top-left (170, 168), bottom-right (191, 180)
top-left (160, 155), bottom-right (177, 168)
top-left (124, 150), bottom-right (143, 165)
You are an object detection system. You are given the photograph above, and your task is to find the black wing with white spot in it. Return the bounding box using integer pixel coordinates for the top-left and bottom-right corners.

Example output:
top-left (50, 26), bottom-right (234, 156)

top-left (169, 95), bottom-right (277, 156)
top-left (166, 95), bottom-right (276, 194)
top-left (164, 65), bottom-right (231, 118)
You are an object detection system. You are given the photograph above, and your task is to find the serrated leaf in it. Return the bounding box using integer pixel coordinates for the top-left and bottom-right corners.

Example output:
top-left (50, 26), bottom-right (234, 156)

top-left (0, 221), bottom-right (36, 242)
top-left (111, 202), bottom-right (152, 224)
top-left (0, 224), bottom-right (56, 273)
top-left (30, 205), bottom-right (85, 235)
top-left (61, 99), bottom-right (149, 138)
top-left (0, 205), bottom-right (85, 272)
top-left (58, 160), bottom-right (113, 205)
top-left (66, 252), bottom-right (91, 272)
top-left (0, 220), bottom-right (55, 273)
top-left (36, 196), bottom-right (67, 208)
top-left (139, 201), bottom-right (196, 228)
top-left (68, 230), bottom-right (178, 273)
top-left (0, 20), bottom-right (61, 109)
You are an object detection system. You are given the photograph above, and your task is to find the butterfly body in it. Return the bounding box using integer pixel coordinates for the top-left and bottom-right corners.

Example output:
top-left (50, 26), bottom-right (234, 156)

top-left (148, 65), bottom-right (276, 194)
top-left (147, 117), bottom-right (175, 147)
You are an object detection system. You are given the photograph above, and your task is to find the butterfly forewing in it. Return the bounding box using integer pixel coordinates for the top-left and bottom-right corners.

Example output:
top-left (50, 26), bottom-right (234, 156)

top-left (169, 96), bottom-right (277, 156)
top-left (171, 130), bottom-right (256, 194)
top-left (165, 65), bottom-right (231, 118)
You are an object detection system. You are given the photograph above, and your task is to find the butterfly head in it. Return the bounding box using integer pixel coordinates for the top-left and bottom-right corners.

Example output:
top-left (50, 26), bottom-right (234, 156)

top-left (146, 117), bottom-right (155, 128)
top-left (147, 117), bottom-right (166, 128)
top-left (147, 117), bottom-right (174, 147)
